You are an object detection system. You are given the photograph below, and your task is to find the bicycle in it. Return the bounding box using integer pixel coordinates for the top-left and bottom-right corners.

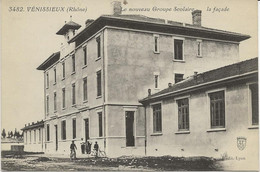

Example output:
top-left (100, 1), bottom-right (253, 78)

top-left (70, 149), bottom-right (76, 160)
top-left (90, 149), bottom-right (106, 158)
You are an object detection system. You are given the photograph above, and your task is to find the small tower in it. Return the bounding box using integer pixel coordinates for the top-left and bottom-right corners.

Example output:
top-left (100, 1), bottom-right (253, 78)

top-left (56, 16), bottom-right (81, 42)
top-left (56, 16), bottom-right (81, 57)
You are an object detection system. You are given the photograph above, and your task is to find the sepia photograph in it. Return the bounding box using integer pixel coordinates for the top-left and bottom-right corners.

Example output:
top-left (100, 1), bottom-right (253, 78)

top-left (1, 0), bottom-right (259, 171)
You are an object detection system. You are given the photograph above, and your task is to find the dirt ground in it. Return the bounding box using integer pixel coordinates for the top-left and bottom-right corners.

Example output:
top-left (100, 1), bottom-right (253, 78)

top-left (1, 153), bottom-right (224, 171)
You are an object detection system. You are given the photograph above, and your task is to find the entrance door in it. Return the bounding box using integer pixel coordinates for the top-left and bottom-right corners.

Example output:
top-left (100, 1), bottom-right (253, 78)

top-left (125, 111), bottom-right (135, 147)
top-left (84, 119), bottom-right (89, 142)
top-left (55, 125), bottom-right (58, 151)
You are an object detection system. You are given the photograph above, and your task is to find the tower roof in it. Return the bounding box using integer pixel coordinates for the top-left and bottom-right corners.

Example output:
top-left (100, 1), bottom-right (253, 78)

top-left (56, 21), bottom-right (81, 35)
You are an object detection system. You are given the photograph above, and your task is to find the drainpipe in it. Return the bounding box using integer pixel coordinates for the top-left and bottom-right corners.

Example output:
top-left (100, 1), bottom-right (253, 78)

top-left (102, 30), bottom-right (106, 152)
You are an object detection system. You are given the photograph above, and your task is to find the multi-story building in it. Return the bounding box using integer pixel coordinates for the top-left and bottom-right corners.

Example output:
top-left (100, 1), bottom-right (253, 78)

top-left (139, 58), bottom-right (258, 169)
top-left (36, 2), bottom-right (250, 156)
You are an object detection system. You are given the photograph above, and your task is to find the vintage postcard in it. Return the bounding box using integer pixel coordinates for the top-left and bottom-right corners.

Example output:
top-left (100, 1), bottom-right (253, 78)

top-left (1, 0), bottom-right (259, 171)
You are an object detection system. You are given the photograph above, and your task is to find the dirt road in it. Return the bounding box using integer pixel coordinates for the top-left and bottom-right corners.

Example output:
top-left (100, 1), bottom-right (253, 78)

top-left (2, 155), bottom-right (222, 171)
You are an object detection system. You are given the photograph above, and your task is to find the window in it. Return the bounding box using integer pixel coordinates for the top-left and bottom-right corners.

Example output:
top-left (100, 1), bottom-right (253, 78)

top-left (153, 104), bottom-right (162, 133)
top-left (62, 88), bottom-right (66, 109)
top-left (46, 124), bottom-right (50, 141)
top-left (175, 73), bottom-right (184, 83)
top-left (54, 68), bottom-right (56, 84)
top-left (72, 54), bottom-right (75, 73)
top-left (54, 92), bottom-right (57, 112)
top-left (209, 91), bottom-right (225, 128)
top-left (39, 129), bottom-right (41, 142)
top-left (97, 70), bottom-right (102, 97)
top-left (197, 40), bottom-right (202, 57)
top-left (98, 112), bottom-right (103, 137)
top-left (83, 77), bottom-right (88, 101)
top-left (83, 46), bottom-right (87, 66)
top-left (61, 120), bottom-right (66, 140)
top-left (177, 98), bottom-right (189, 130)
top-left (154, 34), bottom-right (159, 53)
top-left (72, 84), bottom-right (76, 105)
top-left (46, 72), bottom-right (49, 88)
top-left (72, 118), bottom-right (76, 139)
top-left (62, 62), bottom-right (65, 79)
top-left (174, 39), bottom-right (184, 60)
top-left (154, 75), bottom-right (159, 89)
top-left (34, 130), bottom-right (36, 143)
top-left (96, 36), bottom-right (101, 59)
top-left (250, 84), bottom-right (258, 125)
top-left (46, 96), bottom-right (49, 115)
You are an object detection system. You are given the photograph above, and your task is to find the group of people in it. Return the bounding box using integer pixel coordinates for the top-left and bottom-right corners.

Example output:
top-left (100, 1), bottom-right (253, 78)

top-left (70, 141), bottom-right (99, 160)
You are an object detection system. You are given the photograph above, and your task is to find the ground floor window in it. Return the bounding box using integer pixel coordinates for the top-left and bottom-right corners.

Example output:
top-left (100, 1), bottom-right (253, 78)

top-left (61, 120), bottom-right (66, 140)
top-left (72, 118), bottom-right (76, 139)
top-left (98, 112), bottom-right (103, 137)
top-left (152, 104), bottom-right (162, 133)
top-left (177, 98), bottom-right (189, 130)
top-left (46, 124), bottom-right (50, 141)
top-left (250, 84), bottom-right (259, 125)
top-left (209, 91), bottom-right (225, 128)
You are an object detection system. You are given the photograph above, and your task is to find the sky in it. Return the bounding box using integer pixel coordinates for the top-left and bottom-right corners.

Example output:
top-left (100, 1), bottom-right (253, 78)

top-left (1, 0), bottom-right (258, 132)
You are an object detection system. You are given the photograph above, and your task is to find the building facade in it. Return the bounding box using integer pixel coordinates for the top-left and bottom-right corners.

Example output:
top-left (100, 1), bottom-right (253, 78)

top-left (36, 2), bottom-right (250, 157)
top-left (139, 58), bottom-right (258, 168)
top-left (21, 121), bottom-right (45, 152)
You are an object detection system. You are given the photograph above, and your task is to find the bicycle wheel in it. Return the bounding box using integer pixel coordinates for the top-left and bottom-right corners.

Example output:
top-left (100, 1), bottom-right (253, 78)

top-left (99, 151), bottom-right (106, 157)
top-left (90, 151), bottom-right (96, 157)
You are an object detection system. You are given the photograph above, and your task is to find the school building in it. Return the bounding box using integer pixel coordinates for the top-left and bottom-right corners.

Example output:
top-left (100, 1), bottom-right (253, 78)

top-left (34, 1), bottom-right (253, 157)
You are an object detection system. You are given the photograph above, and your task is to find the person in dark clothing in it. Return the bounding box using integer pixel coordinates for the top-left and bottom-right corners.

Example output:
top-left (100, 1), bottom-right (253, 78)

top-left (81, 142), bottom-right (85, 154)
top-left (86, 141), bottom-right (92, 154)
top-left (70, 141), bottom-right (77, 160)
top-left (94, 141), bottom-right (99, 157)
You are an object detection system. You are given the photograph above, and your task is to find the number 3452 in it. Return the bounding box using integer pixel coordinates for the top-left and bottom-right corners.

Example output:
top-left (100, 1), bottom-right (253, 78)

top-left (9, 7), bottom-right (24, 12)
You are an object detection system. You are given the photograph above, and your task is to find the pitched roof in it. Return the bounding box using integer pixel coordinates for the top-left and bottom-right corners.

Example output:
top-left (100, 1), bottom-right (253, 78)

top-left (21, 120), bottom-right (44, 131)
top-left (37, 52), bottom-right (60, 70)
top-left (56, 21), bottom-right (81, 35)
top-left (69, 14), bottom-right (250, 45)
top-left (140, 57), bottom-right (258, 104)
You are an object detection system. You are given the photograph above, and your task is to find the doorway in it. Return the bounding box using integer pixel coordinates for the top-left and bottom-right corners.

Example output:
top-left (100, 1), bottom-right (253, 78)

top-left (125, 111), bottom-right (135, 147)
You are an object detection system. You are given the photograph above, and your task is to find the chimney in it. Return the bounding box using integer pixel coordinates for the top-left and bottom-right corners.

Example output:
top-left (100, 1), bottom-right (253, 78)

top-left (28, 123), bottom-right (30, 126)
top-left (85, 19), bottom-right (94, 27)
top-left (112, 1), bottom-right (122, 15)
top-left (148, 89), bottom-right (151, 96)
top-left (25, 124), bottom-right (27, 127)
top-left (194, 71), bottom-right (198, 82)
top-left (168, 83), bottom-right (172, 87)
top-left (192, 10), bottom-right (202, 26)
top-left (32, 122), bottom-right (34, 125)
